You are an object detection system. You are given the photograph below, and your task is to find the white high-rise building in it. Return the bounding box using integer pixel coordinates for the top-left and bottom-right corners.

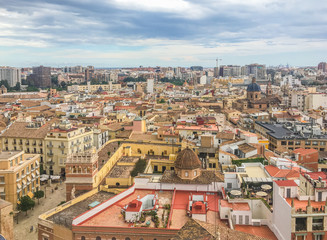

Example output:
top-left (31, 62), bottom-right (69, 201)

top-left (146, 78), bottom-right (154, 94)
top-left (0, 67), bottom-right (21, 87)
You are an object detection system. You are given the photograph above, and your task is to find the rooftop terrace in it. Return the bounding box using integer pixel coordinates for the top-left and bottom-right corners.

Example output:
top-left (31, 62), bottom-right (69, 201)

top-left (47, 191), bottom-right (115, 229)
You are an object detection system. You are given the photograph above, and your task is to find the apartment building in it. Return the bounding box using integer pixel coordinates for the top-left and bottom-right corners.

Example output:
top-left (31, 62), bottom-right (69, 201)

top-left (44, 119), bottom-right (93, 176)
top-left (0, 66), bottom-right (20, 87)
top-left (1, 118), bottom-right (57, 173)
top-left (0, 151), bottom-right (40, 208)
top-left (254, 121), bottom-right (327, 153)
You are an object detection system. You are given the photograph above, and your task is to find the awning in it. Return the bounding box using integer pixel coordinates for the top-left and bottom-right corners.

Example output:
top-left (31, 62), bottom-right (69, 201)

top-left (36, 170), bottom-right (39, 175)
top-left (40, 177), bottom-right (48, 182)
top-left (17, 183), bottom-right (21, 189)
top-left (50, 176), bottom-right (60, 180)
top-left (27, 176), bottom-right (31, 182)
top-left (31, 173), bottom-right (35, 178)
top-left (0, 187), bottom-right (4, 193)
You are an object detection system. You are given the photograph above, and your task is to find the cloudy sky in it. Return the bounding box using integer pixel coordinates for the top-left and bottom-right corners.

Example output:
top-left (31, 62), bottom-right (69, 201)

top-left (0, 0), bottom-right (326, 67)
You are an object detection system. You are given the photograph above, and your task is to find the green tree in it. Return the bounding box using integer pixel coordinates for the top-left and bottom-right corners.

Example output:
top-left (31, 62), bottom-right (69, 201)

top-left (51, 75), bottom-right (59, 86)
top-left (26, 86), bottom-right (39, 92)
top-left (34, 190), bottom-right (44, 204)
top-left (17, 196), bottom-right (35, 215)
top-left (131, 159), bottom-right (146, 177)
top-left (14, 82), bottom-right (20, 91)
top-left (60, 81), bottom-right (67, 89)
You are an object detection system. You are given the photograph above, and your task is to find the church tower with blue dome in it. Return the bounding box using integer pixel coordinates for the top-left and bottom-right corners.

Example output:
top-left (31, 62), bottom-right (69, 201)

top-left (246, 77), bottom-right (261, 101)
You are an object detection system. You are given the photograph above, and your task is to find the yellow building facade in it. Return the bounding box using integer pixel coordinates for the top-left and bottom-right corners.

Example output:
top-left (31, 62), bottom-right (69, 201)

top-left (45, 119), bottom-right (93, 175)
top-left (0, 151), bottom-right (40, 208)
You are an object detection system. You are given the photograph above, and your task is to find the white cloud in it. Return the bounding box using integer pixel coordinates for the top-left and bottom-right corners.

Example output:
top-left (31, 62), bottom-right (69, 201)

top-left (110, 0), bottom-right (209, 19)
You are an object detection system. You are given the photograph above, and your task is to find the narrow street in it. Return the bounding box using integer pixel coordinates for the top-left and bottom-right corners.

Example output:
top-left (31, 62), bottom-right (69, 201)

top-left (14, 183), bottom-right (66, 240)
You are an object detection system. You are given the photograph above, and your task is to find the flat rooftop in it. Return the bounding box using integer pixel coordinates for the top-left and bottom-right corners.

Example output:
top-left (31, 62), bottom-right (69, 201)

top-left (234, 225), bottom-right (277, 240)
top-left (285, 198), bottom-right (326, 211)
top-left (0, 151), bottom-right (22, 160)
top-left (77, 189), bottom-right (220, 230)
top-left (119, 156), bottom-right (139, 163)
top-left (47, 191), bottom-right (115, 229)
top-left (245, 166), bottom-right (268, 178)
top-left (107, 165), bottom-right (134, 178)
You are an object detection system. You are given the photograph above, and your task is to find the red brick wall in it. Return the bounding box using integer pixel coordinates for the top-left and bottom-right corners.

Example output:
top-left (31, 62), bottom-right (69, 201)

top-left (298, 151), bottom-right (319, 171)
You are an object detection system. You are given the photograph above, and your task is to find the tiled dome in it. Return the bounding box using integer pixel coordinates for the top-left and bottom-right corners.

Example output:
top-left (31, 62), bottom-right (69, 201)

top-left (247, 82), bottom-right (261, 92)
top-left (175, 148), bottom-right (201, 170)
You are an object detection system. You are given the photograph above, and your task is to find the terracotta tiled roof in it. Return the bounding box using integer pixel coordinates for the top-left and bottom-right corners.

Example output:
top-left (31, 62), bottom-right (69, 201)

top-left (1, 118), bottom-right (58, 139)
top-left (172, 219), bottom-right (268, 240)
top-left (175, 148), bottom-right (201, 170)
top-left (293, 148), bottom-right (318, 155)
top-left (275, 180), bottom-right (298, 187)
top-left (264, 165), bottom-right (300, 179)
top-left (161, 170), bottom-right (224, 184)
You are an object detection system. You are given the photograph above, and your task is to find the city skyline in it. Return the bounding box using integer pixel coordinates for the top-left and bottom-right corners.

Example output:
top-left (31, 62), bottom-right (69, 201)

top-left (0, 0), bottom-right (326, 67)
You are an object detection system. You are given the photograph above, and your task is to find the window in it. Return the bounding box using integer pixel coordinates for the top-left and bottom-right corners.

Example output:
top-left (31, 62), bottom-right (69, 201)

top-left (112, 238), bottom-right (116, 240)
top-left (185, 171), bottom-right (189, 177)
top-left (320, 142), bottom-right (326, 146)
top-left (125, 238), bottom-right (131, 240)
top-left (281, 141), bottom-right (286, 145)
top-left (305, 141), bottom-right (311, 146)
top-left (193, 170), bottom-right (197, 176)
top-left (96, 237), bottom-right (101, 240)
top-left (315, 234), bottom-right (323, 240)
top-left (295, 141), bottom-right (301, 145)
top-left (81, 237), bottom-right (85, 240)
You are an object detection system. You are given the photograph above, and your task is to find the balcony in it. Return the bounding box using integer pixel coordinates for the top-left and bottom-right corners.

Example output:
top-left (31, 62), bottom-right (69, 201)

top-left (32, 142), bottom-right (36, 146)
top-left (59, 145), bottom-right (65, 149)
top-left (46, 161), bottom-right (55, 166)
top-left (39, 143), bottom-right (43, 146)
top-left (26, 142), bottom-right (30, 146)
top-left (47, 152), bottom-right (54, 156)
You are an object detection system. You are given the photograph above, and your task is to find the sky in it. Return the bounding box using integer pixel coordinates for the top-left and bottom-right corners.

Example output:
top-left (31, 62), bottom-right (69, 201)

top-left (0, 0), bottom-right (326, 68)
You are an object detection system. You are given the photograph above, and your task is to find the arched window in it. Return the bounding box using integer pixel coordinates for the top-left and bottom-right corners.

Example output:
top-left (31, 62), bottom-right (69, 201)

top-left (125, 238), bottom-right (131, 240)
top-left (81, 237), bottom-right (85, 240)
top-left (96, 237), bottom-right (101, 240)
top-left (112, 238), bottom-right (117, 240)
